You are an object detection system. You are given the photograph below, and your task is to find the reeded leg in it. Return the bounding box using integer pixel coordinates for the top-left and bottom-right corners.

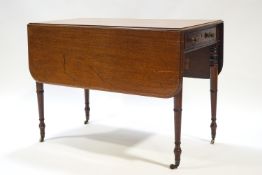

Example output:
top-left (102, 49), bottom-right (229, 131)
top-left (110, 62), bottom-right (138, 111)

top-left (170, 87), bottom-right (183, 169)
top-left (210, 46), bottom-right (218, 144)
top-left (84, 89), bottom-right (90, 124)
top-left (36, 82), bottom-right (45, 142)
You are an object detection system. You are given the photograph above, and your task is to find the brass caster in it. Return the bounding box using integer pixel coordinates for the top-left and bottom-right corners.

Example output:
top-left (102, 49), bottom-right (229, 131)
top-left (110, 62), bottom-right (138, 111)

top-left (170, 161), bottom-right (180, 169)
top-left (84, 120), bottom-right (89, 124)
top-left (210, 139), bottom-right (215, 144)
top-left (169, 164), bottom-right (179, 169)
top-left (40, 138), bottom-right (44, 142)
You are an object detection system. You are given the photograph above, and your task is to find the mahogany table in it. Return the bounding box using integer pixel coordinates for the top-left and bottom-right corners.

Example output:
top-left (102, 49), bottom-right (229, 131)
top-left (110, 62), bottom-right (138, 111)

top-left (27, 18), bottom-right (224, 169)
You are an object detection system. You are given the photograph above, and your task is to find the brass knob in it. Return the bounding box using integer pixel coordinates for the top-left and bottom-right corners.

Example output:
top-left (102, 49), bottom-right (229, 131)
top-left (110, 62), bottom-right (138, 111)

top-left (205, 33), bottom-right (210, 38)
top-left (205, 32), bottom-right (214, 38)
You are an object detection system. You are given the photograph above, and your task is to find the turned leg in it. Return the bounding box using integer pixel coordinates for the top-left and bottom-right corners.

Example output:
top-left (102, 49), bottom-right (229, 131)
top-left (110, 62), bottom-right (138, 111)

top-left (84, 89), bottom-right (90, 124)
top-left (210, 46), bottom-right (218, 144)
top-left (36, 82), bottom-right (45, 142)
top-left (170, 87), bottom-right (183, 169)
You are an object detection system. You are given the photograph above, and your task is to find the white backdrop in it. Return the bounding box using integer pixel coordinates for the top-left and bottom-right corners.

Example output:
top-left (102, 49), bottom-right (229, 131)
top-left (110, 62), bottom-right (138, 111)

top-left (0, 0), bottom-right (262, 174)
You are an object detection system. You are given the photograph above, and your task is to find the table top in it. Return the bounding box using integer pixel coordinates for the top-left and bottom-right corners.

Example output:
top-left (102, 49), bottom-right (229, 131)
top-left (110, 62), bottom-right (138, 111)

top-left (28, 18), bottom-right (223, 98)
top-left (31, 18), bottom-right (222, 30)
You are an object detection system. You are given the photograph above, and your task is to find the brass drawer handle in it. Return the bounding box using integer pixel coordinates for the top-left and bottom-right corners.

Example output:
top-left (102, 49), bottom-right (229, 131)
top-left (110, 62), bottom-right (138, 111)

top-left (205, 32), bottom-right (215, 38)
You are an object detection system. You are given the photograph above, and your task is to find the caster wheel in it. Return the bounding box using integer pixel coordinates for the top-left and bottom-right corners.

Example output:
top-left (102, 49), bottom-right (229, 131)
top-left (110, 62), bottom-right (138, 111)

top-left (169, 163), bottom-right (179, 169)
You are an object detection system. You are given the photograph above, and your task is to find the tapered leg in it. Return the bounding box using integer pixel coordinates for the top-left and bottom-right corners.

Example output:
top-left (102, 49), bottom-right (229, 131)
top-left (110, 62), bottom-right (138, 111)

top-left (170, 87), bottom-right (183, 169)
top-left (210, 46), bottom-right (218, 144)
top-left (84, 89), bottom-right (90, 124)
top-left (36, 82), bottom-right (45, 142)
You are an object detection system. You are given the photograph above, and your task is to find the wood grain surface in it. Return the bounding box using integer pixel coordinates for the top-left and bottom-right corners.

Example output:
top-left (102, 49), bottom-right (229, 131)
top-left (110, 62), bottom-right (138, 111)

top-left (28, 24), bottom-right (183, 98)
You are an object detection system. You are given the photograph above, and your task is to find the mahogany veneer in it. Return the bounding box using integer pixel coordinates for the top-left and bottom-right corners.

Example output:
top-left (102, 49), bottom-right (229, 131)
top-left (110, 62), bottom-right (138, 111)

top-left (28, 18), bottom-right (224, 169)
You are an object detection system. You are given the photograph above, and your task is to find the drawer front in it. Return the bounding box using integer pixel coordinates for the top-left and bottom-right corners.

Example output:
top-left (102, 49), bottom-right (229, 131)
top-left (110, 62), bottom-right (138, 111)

top-left (185, 27), bottom-right (216, 50)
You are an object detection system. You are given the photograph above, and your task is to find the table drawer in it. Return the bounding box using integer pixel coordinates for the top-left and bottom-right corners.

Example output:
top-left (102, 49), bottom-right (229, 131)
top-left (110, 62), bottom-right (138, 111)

top-left (185, 27), bottom-right (216, 50)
